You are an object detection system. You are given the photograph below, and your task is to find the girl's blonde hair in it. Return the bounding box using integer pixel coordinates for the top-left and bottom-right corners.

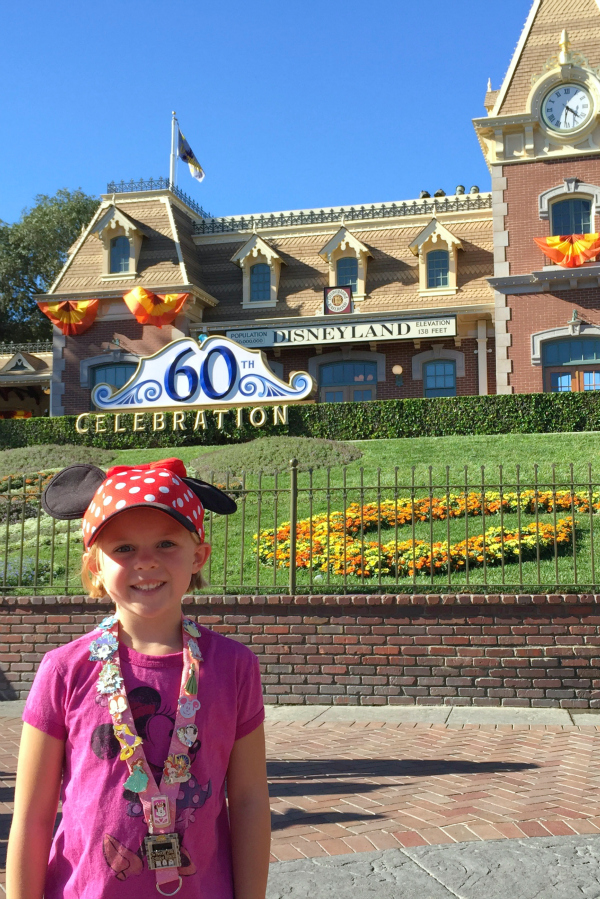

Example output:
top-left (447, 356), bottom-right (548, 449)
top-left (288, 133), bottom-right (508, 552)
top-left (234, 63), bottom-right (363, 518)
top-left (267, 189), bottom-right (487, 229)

top-left (81, 532), bottom-right (208, 599)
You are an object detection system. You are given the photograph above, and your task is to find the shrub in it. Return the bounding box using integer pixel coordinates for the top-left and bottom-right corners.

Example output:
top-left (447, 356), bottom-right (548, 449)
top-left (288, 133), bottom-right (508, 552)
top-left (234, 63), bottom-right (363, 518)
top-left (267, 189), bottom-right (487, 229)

top-left (191, 437), bottom-right (362, 479)
top-left (0, 444), bottom-right (116, 477)
top-left (4, 392), bottom-right (600, 450)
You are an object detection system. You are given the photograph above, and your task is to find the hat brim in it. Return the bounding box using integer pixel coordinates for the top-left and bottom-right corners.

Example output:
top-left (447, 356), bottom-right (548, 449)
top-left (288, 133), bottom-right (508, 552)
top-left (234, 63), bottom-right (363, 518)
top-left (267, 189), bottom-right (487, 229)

top-left (85, 503), bottom-right (199, 549)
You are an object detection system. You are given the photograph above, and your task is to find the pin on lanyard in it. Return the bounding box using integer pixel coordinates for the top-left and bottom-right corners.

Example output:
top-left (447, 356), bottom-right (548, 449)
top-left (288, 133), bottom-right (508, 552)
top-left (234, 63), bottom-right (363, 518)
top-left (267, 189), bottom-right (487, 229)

top-left (91, 614), bottom-right (203, 894)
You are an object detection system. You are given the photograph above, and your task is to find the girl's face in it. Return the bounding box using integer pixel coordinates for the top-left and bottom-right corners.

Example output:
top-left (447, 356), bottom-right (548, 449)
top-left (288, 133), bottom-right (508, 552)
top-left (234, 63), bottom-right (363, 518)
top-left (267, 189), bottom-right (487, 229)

top-left (86, 508), bottom-right (210, 621)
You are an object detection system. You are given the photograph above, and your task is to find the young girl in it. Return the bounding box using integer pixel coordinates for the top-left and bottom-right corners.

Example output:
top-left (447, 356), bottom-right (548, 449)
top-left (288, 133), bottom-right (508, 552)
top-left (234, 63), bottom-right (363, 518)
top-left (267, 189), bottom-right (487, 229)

top-left (6, 458), bottom-right (271, 899)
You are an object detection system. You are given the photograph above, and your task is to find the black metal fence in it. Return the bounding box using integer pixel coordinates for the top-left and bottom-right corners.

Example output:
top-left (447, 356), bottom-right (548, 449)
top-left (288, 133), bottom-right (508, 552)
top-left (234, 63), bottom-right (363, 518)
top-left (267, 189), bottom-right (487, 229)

top-left (1, 462), bottom-right (599, 595)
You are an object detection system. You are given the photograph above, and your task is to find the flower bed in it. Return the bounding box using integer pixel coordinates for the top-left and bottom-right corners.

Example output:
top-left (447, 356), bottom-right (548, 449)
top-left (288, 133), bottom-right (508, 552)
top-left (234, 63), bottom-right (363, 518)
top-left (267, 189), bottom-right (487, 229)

top-left (255, 495), bottom-right (578, 577)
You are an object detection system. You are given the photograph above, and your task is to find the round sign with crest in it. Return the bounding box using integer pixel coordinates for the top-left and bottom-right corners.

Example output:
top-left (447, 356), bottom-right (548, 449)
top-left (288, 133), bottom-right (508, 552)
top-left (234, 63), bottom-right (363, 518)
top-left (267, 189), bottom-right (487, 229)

top-left (324, 287), bottom-right (352, 315)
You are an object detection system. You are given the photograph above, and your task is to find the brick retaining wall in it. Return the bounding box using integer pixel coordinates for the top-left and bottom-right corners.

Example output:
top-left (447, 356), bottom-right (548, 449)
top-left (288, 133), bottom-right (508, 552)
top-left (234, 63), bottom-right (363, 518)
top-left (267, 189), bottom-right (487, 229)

top-left (2, 594), bottom-right (600, 707)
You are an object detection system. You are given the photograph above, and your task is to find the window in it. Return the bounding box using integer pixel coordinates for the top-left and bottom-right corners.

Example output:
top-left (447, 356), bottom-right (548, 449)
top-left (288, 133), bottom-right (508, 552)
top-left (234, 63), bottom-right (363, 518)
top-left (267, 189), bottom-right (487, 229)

top-left (427, 250), bottom-right (450, 289)
top-left (250, 263), bottom-right (271, 302)
top-left (110, 236), bottom-right (131, 274)
top-left (551, 198), bottom-right (592, 235)
top-left (336, 257), bottom-right (358, 295)
top-left (320, 360), bottom-right (377, 403)
top-left (423, 360), bottom-right (456, 397)
top-left (90, 363), bottom-right (137, 409)
top-left (543, 337), bottom-right (600, 392)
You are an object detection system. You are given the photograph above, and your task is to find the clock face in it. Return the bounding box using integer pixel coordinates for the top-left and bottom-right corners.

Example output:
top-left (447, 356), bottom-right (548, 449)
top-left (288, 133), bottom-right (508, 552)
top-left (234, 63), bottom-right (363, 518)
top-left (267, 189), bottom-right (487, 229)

top-left (542, 83), bottom-right (593, 132)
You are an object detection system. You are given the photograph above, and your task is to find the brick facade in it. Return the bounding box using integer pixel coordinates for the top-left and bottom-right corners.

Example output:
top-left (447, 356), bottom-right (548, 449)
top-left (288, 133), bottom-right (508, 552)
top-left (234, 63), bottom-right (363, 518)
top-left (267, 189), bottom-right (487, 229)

top-left (3, 594), bottom-right (600, 708)
top-left (61, 319), bottom-right (180, 415)
top-left (503, 156), bottom-right (600, 276)
top-left (507, 288), bottom-right (600, 393)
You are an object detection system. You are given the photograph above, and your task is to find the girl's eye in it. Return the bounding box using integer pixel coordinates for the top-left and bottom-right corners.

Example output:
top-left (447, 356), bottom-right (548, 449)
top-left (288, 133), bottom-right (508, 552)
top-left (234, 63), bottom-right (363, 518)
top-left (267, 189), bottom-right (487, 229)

top-left (115, 544), bottom-right (134, 553)
top-left (159, 541), bottom-right (176, 548)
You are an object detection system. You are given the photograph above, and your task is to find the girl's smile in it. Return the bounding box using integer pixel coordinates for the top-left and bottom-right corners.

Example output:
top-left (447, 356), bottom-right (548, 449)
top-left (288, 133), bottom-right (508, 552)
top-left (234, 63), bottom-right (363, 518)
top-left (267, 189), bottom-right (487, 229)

top-left (85, 507), bottom-right (210, 622)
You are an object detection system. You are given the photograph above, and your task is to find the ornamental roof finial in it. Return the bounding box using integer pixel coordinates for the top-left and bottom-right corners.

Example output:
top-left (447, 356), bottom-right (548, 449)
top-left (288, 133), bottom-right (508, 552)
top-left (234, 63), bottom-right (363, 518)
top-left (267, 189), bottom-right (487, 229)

top-left (559, 29), bottom-right (572, 65)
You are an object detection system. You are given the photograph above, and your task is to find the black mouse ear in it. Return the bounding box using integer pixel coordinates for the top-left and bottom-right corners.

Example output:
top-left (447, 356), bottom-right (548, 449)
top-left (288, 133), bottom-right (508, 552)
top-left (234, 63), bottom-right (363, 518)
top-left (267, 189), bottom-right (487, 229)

top-left (183, 477), bottom-right (238, 515)
top-left (42, 464), bottom-right (107, 520)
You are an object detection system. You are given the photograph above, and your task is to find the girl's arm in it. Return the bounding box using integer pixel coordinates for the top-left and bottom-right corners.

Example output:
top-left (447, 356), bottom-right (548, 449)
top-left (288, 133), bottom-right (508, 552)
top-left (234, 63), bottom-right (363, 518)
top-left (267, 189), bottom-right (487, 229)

top-left (6, 723), bottom-right (64, 899)
top-left (227, 722), bottom-right (271, 899)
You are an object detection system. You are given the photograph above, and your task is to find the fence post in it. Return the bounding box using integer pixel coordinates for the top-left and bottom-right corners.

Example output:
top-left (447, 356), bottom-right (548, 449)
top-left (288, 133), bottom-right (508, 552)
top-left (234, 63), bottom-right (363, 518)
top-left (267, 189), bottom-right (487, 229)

top-left (289, 459), bottom-right (298, 596)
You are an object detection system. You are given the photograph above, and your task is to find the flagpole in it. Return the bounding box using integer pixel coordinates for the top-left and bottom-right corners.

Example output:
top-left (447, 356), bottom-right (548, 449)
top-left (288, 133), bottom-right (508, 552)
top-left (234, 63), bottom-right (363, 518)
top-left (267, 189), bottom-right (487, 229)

top-left (169, 111), bottom-right (177, 188)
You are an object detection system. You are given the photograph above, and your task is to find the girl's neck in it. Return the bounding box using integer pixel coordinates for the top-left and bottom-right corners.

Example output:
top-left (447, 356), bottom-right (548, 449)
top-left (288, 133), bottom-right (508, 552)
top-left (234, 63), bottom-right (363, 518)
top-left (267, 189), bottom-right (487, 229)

top-left (116, 608), bottom-right (183, 655)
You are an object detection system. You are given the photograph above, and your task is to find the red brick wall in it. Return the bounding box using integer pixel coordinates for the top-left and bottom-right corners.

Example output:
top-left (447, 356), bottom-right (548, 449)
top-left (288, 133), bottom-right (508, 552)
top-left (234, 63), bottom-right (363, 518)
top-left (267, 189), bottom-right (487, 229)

top-left (503, 156), bottom-right (600, 275)
top-left (62, 319), bottom-right (178, 415)
top-left (267, 338), bottom-right (494, 399)
top-left (2, 594), bottom-right (599, 708)
top-left (507, 288), bottom-right (600, 393)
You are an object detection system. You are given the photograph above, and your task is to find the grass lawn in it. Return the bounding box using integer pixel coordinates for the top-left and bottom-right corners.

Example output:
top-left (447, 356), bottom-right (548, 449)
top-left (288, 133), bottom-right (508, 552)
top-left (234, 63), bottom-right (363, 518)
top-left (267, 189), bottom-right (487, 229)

top-left (110, 432), bottom-right (600, 483)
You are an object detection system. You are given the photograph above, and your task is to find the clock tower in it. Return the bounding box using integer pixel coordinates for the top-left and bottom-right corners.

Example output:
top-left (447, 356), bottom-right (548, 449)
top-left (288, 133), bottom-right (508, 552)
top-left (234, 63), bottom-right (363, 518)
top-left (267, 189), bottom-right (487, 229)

top-left (474, 0), bottom-right (600, 395)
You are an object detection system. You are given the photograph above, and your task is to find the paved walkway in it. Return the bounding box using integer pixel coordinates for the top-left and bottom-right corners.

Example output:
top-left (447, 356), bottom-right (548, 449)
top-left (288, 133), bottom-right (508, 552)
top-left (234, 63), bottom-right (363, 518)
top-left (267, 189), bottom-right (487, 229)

top-left (2, 703), bottom-right (600, 896)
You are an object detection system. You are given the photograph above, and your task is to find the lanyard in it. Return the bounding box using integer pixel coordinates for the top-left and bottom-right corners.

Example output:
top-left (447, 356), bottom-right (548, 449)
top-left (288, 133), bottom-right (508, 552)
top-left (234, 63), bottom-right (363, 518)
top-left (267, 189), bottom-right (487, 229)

top-left (91, 614), bottom-right (203, 895)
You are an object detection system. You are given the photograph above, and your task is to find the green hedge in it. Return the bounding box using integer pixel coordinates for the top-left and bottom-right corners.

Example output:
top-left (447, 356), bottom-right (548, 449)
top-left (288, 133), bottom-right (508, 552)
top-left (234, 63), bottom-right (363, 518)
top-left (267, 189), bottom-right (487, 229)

top-left (2, 393), bottom-right (600, 449)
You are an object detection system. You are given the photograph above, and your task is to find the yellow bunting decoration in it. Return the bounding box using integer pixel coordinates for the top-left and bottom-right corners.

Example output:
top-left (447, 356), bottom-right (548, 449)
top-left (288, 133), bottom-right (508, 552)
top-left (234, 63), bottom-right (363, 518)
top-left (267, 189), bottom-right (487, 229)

top-left (123, 287), bottom-right (189, 328)
top-left (533, 233), bottom-right (600, 268)
top-left (37, 299), bottom-right (99, 336)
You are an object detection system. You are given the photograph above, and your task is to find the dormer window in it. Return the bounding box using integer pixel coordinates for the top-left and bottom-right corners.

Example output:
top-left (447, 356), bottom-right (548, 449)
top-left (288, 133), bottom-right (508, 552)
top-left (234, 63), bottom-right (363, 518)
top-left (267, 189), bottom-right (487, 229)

top-left (409, 219), bottom-right (462, 296)
top-left (551, 198), bottom-right (592, 235)
top-left (427, 249), bottom-right (450, 288)
top-left (110, 236), bottom-right (131, 273)
top-left (231, 234), bottom-right (284, 308)
top-left (319, 228), bottom-right (371, 305)
top-left (250, 263), bottom-right (271, 302)
top-left (93, 205), bottom-right (147, 280)
top-left (336, 257), bottom-right (358, 295)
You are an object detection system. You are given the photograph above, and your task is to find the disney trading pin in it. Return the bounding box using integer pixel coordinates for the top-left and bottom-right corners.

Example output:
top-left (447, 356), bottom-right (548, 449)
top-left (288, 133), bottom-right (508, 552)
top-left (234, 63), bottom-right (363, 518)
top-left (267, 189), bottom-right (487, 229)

top-left (177, 724), bottom-right (198, 748)
top-left (178, 696), bottom-right (200, 719)
top-left (144, 833), bottom-right (181, 870)
top-left (163, 753), bottom-right (191, 785)
top-left (151, 795), bottom-right (172, 829)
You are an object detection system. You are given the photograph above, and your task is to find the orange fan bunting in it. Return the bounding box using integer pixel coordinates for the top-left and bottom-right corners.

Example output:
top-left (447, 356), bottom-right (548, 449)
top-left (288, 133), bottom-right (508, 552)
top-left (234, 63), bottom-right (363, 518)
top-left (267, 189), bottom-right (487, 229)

top-left (533, 234), bottom-right (600, 268)
top-left (123, 287), bottom-right (189, 328)
top-left (37, 299), bottom-right (99, 336)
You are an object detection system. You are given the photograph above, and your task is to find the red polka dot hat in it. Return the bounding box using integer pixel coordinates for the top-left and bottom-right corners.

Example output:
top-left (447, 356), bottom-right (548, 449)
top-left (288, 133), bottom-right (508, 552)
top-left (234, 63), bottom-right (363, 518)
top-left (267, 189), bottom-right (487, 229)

top-left (41, 458), bottom-right (237, 549)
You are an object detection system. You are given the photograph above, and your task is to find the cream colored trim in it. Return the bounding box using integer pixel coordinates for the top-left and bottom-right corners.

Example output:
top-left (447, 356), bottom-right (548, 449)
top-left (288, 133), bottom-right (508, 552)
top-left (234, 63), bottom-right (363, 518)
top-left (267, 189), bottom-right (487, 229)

top-left (531, 323), bottom-right (600, 365)
top-left (48, 202), bottom-right (110, 294)
top-left (412, 346), bottom-right (465, 381)
top-left (494, 289), bottom-right (513, 394)
top-left (492, 0), bottom-right (542, 117)
top-left (162, 198), bottom-right (188, 284)
top-left (318, 227), bottom-right (371, 303)
top-left (101, 273), bottom-right (137, 282)
top-left (477, 319), bottom-right (488, 395)
top-left (232, 235), bottom-right (283, 308)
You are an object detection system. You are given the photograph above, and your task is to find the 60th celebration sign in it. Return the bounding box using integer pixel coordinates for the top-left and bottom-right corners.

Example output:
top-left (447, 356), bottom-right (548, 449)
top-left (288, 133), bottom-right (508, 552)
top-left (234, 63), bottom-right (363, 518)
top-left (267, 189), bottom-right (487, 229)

top-left (91, 336), bottom-right (314, 412)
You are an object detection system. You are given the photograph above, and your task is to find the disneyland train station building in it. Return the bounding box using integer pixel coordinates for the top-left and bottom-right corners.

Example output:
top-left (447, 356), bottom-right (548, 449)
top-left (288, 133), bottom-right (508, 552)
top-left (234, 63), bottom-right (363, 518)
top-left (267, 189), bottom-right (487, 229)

top-left (6, 0), bottom-right (600, 420)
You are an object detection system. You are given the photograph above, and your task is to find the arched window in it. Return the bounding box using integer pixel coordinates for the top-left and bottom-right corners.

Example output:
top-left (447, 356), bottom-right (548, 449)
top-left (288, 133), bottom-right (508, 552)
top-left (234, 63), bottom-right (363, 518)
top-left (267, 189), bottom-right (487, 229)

top-left (320, 360), bottom-right (377, 403)
top-left (250, 263), bottom-right (271, 302)
top-left (551, 198), bottom-right (592, 235)
top-left (543, 337), bottom-right (600, 392)
top-left (426, 250), bottom-right (450, 289)
top-left (110, 236), bottom-right (131, 274)
top-left (336, 257), bottom-right (358, 295)
top-left (423, 360), bottom-right (456, 397)
top-left (90, 363), bottom-right (137, 409)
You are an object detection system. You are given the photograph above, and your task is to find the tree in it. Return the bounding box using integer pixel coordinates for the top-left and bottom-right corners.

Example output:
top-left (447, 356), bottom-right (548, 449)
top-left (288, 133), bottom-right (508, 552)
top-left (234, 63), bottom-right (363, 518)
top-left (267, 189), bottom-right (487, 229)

top-left (0, 189), bottom-right (100, 342)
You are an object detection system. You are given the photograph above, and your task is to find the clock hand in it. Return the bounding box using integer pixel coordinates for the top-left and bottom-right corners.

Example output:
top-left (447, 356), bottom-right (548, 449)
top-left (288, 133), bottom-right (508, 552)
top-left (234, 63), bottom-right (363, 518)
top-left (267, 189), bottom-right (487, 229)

top-left (565, 105), bottom-right (581, 119)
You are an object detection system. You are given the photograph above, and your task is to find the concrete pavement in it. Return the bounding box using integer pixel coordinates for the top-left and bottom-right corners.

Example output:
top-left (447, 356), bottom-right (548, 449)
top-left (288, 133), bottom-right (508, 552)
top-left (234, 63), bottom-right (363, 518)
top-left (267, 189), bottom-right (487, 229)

top-left (267, 836), bottom-right (600, 898)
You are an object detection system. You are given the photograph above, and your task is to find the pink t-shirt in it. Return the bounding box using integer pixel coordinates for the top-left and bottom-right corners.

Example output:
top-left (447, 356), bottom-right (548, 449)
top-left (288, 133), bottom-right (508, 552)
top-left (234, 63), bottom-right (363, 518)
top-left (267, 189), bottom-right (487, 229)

top-left (23, 624), bottom-right (264, 899)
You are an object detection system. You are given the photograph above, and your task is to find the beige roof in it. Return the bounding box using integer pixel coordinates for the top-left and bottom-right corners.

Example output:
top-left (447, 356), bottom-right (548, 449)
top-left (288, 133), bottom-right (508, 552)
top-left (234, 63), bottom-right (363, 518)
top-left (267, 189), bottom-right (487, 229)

top-left (200, 217), bottom-right (494, 324)
top-left (496, 0), bottom-right (600, 116)
top-left (51, 198), bottom-right (197, 294)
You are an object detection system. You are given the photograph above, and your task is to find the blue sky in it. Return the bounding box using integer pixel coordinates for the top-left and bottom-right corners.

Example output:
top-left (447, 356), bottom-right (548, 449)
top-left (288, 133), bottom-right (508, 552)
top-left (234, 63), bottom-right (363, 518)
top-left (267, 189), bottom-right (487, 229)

top-left (1, 0), bottom-right (532, 223)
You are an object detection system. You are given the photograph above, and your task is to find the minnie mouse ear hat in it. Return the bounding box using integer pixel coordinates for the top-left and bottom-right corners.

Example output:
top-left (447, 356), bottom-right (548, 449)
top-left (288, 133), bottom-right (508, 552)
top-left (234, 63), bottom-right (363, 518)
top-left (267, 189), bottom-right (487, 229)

top-left (41, 458), bottom-right (237, 549)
